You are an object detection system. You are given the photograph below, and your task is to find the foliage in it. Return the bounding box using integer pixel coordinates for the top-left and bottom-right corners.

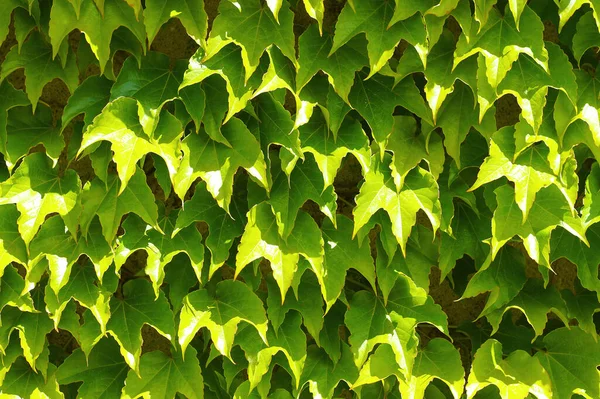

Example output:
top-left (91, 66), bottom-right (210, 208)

top-left (0, 0), bottom-right (599, 398)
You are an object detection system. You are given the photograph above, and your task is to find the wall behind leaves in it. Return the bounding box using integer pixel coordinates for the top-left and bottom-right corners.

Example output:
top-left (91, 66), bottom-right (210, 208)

top-left (0, 0), bottom-right (599, 398)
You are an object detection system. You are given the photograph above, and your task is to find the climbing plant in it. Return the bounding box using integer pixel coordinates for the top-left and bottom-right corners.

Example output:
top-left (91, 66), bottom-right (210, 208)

top-left (0, 0), bottom-right (599, 397)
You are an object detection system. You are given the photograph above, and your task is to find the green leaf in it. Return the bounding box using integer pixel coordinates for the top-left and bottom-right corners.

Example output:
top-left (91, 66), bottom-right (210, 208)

top-left (4, 104), bottom-right (64, 169)
top-left (268, 152), bottom-right (337, 239)
top-left (115, 209), bottom-right (204, 296)
top-left (551, 224), bottom-right (600, 300)
top-left (110, 52), bottom-right (186, 135)
top-left (562, 288), bottom-right (600, 337)
top-left (144, 0), bottom-right (207, 45)
top-left (345, 290), bottom-right (404, 367)
top-left (298, 110), bottom-right (370, 187)
top-left (0, 265), bottom-right (34, 313)
top-left (454, 5), bottom-right (548, 89)
top-left (0, 205), bottom-right (27, 273)
top-left (106, 278), bottom-right (175, 371)
top-left (489, 184), bottom-right (586, 270)
top-left (386, 115), bottom-right (445, 188)
top-left (1, 31), bottom-right (78, 111)
top-left (78, 168), bottom-right (159, 244)
top-left (173, 116), bottom-right (268, 211)
top-left (0, 152), bottom-right (80, 246)
top-left (573, 12), bottom-right (600, 63)
top-left (485, 279), bottom-right (569, 339)
top-left (207, 0), bottom-right (296, 80)
top-left (298, 344), bottom-right (359, 399)
top-left (180, 44), bottom-right (265, 137)
top-left (353, 155), bottom-right (441, 255)
top-left (122, 346), bottom-right (204, 399)
top-left (319, 216), bottom-right (376, 310)
top-left (79, 97), bottom-right (182, 194)
top-left (1, 358), bottom-right (63, 399)
top-left (174, 180), bottom-right (246, 276)
top-left (0, 306), bottom-right (53, 371)
top-left (266, 274), bottom-right (324, 348)
top-left (236, 203), bottom-right (323, 300)
top-left (296, 25), bottom-right (367, 101)
top-left (57, 338), bottom-right (129, 399)
top-left (461, 246), bottom-right (527, 317)
top-left (398, 339), bottom-right (465, 399)
top-left (439, 201), bottom-right (491, 279)
top-left (0, 81), bottom-right (29, 161)
top-left (466, 339), bottom-right (552, 399)
top-left (0, 0), bottom-right (30, 45)
top-left (348, 73), bottom-right (432, 145)
top-left (178, 280), bottom-right (268, 359)
top-left (535, 327), bottom-right (600, 399)
top-left (30, 215), bottom-right (112, 305)
top-left (332, 0), bottom-right (427, 75)
top-left (61, 75), bottom-right (112, 132)
top-left (49, 0), bottom-right (146, 75)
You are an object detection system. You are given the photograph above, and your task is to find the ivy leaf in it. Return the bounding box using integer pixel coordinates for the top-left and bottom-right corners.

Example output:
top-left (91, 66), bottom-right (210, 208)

top-left (298, 110), bottom-right (370, 187)
top-left (61, 76), bottom-right (113, 132)
top-left (268, 152), bottom-right (337, 239)
top-left (332, 0), bottom-right (427, 75)
top-left (122, 346), bottom-right (204, 399)
top-left (115, 209), bottom-right (204, 296)
top-left (470, 126), bottom-right (572, 222)
top-left (399, 339), bottom-right (465, 399)
top-left (376, 224), bottom-right (438, 297)
top-left (106, 278), bottom-right (175, 371)
top-left (454, 5), bottom-right (548, 89)
top-left (298, 344), bottom-right (359, 399)
top-left (180, 44), bottom-right (266, 137)
top-left (489, 183), bottom-right (586, 271)
top-left (0, 265), bottom-right (34, 312)
top-left (0, 306), bottom-right (53, 371)
top-left (0, 152), bottom-right (80, 246)
top-left (0, 0), bottom-right (31, 45)
top-left (236, 203), bottom-right (323, 300)
top-left (207, 0), bottom-right (296, 80)
top-left (581, 161), bottom-right (600, 227)
top-left (296, 25), bottom-right (367, 101)
top-left (144, 0), bottom-right (207, 45)
top-left (535, 327), bottom-right (600, 399)
top-left (461, 246), bottom-right (527, 317)
top-left (345, 290), bottom-right (404, 368)
top-left (79, 97), bottom-right (182, 194)
top-left (386, 274), bottom-right (449, 335)
top-left (78, 169), bottom-right (159, 245)
top-left (0, 81), bottom-right (29, 161)
top-left (386, 115), bottom-right (445, 189)
top-left (56, 338), bottom-right (129, 399)
top-left (0, 205), bottom-right (27, 274)
top-left (4, 104), bottom-right (64, 169)
top-left (353, 155), bottom-right (441, 256)
top-left (48, 0), bottom-right (146, 75)
top-left (178, 280), bottom-right (268, 359)
top-left (30, 215), bottom-right (113, 303)
top-left (439, 201), bottom-right (491, 279)
top-left (348, 73), bottom-right (432, 145)
top-left (485, 279), bottom-right (569, 339)
top-left (110, 52), bottom-right (186, 135)
top-left (562, 288), bottom-right (600, 337)
top-left (1, 358), bottom-right (63, 399)
top-left (573, 12), bottom-right (600, 63)
top-left (266, 274), bottom-right (324, 347)
top-left (466, 339), bottom-right (552, 399)
top-left (173, 117), bottom-right (268, 211)
top-left (550, 224), bottom-right (600, 300)
top-left (313, 216), bottom-right (374, 310)
top-left (1, 31), bottom-right (78, 111)
top-left (352, 343), bottom-right (402, 389)
top-left (174, 180), bottom-right (246, 276)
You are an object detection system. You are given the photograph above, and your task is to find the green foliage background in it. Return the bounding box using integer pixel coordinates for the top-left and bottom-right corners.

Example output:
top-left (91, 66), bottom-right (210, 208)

top-left (0, 0), bottom-right (599, 398)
